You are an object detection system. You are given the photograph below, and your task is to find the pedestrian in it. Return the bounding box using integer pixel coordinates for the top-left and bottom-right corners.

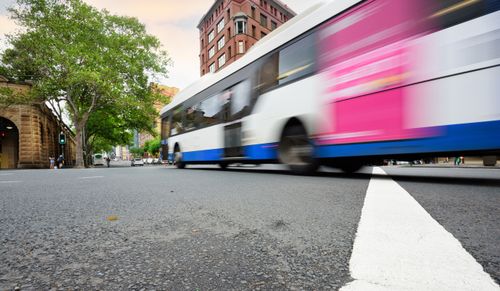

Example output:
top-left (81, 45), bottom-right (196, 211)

top-left (49, 156), bottom-right (55, 169)
top-left (454, 156), bottom-right (461, 166)
top-left (460, 156), bottom-right (465, 164)
top-left (57, 155), bottom-right (64, 169)
top-left (106, 156), bottom-right (111, 168)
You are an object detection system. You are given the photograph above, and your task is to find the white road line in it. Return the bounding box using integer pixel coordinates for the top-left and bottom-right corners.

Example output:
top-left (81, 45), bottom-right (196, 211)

top-left (341, 167), bottom-right (499, 291)
top-left (78, 176), bottom-right (104, 179)
top-left (0, 180), bottom-right (21, 184)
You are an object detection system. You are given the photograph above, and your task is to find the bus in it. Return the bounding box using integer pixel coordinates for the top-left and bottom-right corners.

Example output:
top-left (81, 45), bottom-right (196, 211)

top-left (160, 0), bottom-right (500, 174)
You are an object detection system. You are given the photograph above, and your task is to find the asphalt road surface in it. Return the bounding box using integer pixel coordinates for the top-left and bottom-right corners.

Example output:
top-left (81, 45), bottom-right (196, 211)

top-left (0, 164), bottom-right (499, 290)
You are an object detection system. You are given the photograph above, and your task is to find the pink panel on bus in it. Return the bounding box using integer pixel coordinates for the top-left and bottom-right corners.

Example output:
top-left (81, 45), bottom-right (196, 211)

top-left (317, 0), bottom-right (432, 145)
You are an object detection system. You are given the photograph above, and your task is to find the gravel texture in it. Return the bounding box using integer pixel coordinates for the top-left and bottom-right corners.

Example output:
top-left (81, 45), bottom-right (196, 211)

top-left (0, 165), bottom-right (370, 290)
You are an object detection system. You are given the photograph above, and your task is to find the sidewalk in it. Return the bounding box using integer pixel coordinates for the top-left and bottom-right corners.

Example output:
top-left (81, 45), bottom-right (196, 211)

top-left (397, 162), bottom-right (500, 169)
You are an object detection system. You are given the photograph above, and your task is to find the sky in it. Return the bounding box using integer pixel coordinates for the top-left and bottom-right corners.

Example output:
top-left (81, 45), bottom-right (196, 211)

top-left (0, 0), bottom-right (329, 90)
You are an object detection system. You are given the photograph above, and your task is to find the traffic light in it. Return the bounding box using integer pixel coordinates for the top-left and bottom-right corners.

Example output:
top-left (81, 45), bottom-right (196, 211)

top-left (0, 131), bottom-right (6, 138)
top-left (59, 133), bottom-right (66, 145)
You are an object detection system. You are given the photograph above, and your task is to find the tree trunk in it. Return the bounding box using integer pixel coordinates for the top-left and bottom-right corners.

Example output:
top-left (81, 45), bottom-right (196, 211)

top-left (74, 123), bottom-right (85, 168)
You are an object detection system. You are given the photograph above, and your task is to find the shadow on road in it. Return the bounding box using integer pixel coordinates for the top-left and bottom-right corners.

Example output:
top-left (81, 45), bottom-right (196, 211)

top-left (173, 166), bottom-right (500, 187)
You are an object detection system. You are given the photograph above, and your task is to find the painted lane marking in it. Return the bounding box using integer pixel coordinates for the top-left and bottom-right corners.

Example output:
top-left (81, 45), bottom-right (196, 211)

top-left (341, 167), bottom-right (499, 291)
top-left (78, 176), bottom-right (104, 180)
top-left (0, 180), bottom-right (21, 184)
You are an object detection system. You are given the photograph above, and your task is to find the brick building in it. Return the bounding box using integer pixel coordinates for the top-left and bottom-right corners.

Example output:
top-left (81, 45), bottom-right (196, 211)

top-left (134, 84), bottom-right (179, 156)
top-left (0, 76), bottom-right (76, 169)
top-left (198, 0), bottom-right (295, 75)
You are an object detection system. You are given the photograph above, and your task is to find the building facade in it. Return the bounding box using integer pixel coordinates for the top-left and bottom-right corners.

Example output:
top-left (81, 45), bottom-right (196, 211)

top-left (198, 0), bottom-right (295, 76)
top-left (0, 76), bottom-right (76, 169)
top-left (133, 84), bottom-right (179, 157)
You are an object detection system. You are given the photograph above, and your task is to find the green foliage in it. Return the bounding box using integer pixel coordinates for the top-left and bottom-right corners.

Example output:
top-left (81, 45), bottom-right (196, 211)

top-left (144, 137), bottom-right (161, 156)
top-left (1, 0), bottom-right (171, 167)
top-left (129, 146), bottom-right (144, 158)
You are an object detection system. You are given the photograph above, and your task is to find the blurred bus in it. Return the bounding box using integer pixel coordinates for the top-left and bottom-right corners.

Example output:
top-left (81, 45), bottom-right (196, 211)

top-left (160, 0), bottom-right (500, 174)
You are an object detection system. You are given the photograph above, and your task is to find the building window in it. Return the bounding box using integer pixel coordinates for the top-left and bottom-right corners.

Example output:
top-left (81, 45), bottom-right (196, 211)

top-left (217, 18), bottom-right (225, 33)
top-left (208, 46), bottom-right (215, 58)
top-left (227, 9), bottom-right (230, 19)
top-left (235, 19), bottom-right (246, 34)
top-left (271, 21), bottom-right (277, 31)
top-left (228, 27), bottom-right (231, 37)
top-left (261, 31), bottom-right (267, 38)
top-left (252, 25), bottom-right (256, 37)
top-left (201, 54), bottom-right (205, 63)
top-left (251, 6), bottom-right (256, 18)
top-left (217, 36), bottom-right (225, 50)
top-left (260, 13), bottom-right (267, 27)
top-left (218, 54), bottom-right (226, 68)
top-left (208, 30), bottom-right (215, 43)
top-left (238, 41), bottom-right (245, 54)
top-left (201, 39), bottom-right (204, 49)
top-left (209, 62), bottom-right (215, 73)
top-left (228, 46), bottom-right (232, 59)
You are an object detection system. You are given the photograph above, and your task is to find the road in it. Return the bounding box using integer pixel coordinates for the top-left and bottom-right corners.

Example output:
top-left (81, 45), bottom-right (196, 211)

top-left (0, 164), bottom-right (499, 290)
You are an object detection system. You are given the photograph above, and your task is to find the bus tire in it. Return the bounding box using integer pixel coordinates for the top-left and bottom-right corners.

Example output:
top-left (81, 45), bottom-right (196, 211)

top-left (219, 162), bottom-right (228, 170)
top-left (174, 145), bottom-right (185, 169)
top-left (278, 124), bottom-right (319, 175)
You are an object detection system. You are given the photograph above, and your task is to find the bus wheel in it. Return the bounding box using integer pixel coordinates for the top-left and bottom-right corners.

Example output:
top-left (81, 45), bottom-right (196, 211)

top-left (174, 146), bottom-right (185, 169)
top-left (279, 124), bottom-right (318, 175)
top-left (219, 162), bottom-right (228, 170)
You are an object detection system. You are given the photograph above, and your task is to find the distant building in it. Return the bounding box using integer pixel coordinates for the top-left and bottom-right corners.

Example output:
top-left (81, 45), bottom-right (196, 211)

top-left (135, 84), bottom-right (179, 155)
top-left (0, 76), bottom-right (76, 168)
top-left (198, 0), bottom-right (295, 75)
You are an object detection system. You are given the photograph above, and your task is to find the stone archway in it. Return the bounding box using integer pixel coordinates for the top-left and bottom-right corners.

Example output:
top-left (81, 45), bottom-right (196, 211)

top-left (0, 116), bottom-right (19, 169)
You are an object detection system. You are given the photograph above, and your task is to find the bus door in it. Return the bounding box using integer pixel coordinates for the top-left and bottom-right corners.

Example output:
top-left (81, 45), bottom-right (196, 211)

top-left (222, 80), bottom-right (252, 158)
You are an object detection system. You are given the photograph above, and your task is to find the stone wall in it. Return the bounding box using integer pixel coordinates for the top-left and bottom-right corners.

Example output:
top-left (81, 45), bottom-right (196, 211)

top-left (1, 80), bottom-right (76, 169)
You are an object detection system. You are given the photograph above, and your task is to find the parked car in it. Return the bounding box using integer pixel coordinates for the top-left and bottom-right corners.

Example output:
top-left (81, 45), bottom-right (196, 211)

top-left (146, 158), bottom-right (153, 164)
top-left (131, 158), bottom-right (144, 166)
top-left (93, 154), bottom-right (105, 166)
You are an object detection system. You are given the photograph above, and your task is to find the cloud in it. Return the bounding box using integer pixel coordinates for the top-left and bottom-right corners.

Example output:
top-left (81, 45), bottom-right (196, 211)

top-left (1, 0), bottom-right (331, 88)
top-left (84, 0), bottom-right (213, 23)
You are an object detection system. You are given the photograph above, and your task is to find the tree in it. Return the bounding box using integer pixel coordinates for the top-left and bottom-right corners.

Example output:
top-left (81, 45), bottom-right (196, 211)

top-left (129, 147), bottom-right (144, 158)
top-left (1, 0), bottom-right (170, 167)
top-left (144, 136), bottom-right (161, 157)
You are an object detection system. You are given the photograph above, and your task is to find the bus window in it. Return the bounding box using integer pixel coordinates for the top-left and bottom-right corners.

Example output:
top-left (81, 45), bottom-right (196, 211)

top-left (278, 33), bottom-right (316, 85)
top-left (161, 117), bottom-right (170, 140)
top-left (198, 94), bottom-right (221, 127)
top-left (257, 53), bottom-right (279, 92)
top-left (185, 104), bottom-right (199, 131)
top-left (230, 79), bottom-right (252, 119)
top-left (219, 90), bottom-right (232, 122)
top-left (171, 107), bottom-right (183, 136)
top-left (428, 0), bottom-right (500, 30)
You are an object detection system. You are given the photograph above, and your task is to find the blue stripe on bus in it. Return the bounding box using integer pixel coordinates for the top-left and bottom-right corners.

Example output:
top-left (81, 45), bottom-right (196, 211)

top-left (174, 143), bottom-right (279, 163)
top-left (183, 148), bottom-right (224, 162)
top-left (316, 120), bottom-right (500, 158)
top-left (171, 120), bottom-right (500, 163)
top-left (244, 143), bottom-right (279, 160)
